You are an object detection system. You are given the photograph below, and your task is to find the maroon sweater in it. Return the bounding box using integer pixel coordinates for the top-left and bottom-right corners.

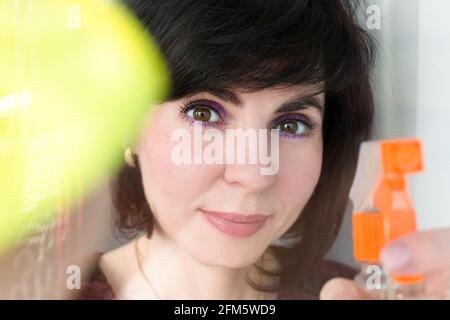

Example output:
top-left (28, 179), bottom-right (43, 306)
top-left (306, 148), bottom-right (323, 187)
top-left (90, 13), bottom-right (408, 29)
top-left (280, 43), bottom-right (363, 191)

top-left (76, 254), bottom-right (357, 300)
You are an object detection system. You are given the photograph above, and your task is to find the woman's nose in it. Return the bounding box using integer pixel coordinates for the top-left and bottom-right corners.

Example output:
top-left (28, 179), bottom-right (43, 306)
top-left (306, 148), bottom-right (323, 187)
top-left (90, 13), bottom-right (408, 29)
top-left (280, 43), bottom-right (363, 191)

top-left (220, 123), bottom-right (279, 192)
top-left (223, 161), bottom-right (276, 193)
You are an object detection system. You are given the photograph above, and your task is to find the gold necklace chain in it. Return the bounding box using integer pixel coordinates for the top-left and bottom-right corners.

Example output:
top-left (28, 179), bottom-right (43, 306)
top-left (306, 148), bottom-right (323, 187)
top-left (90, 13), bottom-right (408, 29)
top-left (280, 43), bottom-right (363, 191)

top-left (134, 237), bottom-right (266, 300)
top-left (134, 238), bottom-right (162, 299)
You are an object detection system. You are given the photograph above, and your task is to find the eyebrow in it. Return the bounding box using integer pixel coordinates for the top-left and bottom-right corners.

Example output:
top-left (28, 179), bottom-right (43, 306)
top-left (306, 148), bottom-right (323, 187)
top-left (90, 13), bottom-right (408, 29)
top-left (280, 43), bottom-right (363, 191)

top-left (200, 87), bottom-right (243, 106)
top-left (189, 87), bottom-right (324, 116)
top-left (274, 93), bottom-right (324, 116)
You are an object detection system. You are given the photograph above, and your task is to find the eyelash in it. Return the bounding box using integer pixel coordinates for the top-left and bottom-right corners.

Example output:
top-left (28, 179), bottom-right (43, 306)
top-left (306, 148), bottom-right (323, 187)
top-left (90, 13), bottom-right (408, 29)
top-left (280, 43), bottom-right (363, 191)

top-left (178, 100), bottom-right (319, 138)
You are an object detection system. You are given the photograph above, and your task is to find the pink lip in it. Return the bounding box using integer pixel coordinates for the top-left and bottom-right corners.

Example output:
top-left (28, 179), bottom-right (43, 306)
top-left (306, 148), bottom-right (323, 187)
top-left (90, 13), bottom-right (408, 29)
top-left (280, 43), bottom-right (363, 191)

top-left (200, 209), bottom-right (269, 237)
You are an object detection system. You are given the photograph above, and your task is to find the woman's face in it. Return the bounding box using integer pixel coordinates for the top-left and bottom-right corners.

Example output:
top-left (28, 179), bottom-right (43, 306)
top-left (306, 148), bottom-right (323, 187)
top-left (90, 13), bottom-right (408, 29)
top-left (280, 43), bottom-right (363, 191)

top-left (136, 85), bottom-right (324, 268)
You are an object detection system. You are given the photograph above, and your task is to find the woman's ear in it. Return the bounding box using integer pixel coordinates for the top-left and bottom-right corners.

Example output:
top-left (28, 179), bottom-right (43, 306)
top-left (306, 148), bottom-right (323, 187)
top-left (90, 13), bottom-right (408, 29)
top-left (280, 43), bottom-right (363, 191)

top-left (124, 147), bottom-right (137, 167)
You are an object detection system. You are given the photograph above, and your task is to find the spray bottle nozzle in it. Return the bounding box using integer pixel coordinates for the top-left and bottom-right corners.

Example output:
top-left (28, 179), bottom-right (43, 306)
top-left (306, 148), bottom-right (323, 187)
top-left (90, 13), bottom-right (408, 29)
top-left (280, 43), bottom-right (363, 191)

top-left (350, 139), bottom-right (425, 298)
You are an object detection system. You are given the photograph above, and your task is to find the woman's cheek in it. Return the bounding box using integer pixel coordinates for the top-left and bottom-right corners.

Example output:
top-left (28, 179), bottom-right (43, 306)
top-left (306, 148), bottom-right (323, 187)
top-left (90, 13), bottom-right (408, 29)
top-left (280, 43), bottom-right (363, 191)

top-left (274, 140), bottom-right (323, 236)
top-left (138, 117), bottom-right (220, 227)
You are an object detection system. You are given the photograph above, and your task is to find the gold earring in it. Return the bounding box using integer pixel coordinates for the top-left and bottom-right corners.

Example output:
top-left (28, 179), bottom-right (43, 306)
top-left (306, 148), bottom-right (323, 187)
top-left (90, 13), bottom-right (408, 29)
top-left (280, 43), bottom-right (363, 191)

top-left (124, 147), bottom-right (136, 167)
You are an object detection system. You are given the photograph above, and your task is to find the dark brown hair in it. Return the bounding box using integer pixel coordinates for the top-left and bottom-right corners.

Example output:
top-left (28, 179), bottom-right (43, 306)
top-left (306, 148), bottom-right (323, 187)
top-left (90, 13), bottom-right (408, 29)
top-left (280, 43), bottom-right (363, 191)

top-left (111, 0), bottom-right (376, 295)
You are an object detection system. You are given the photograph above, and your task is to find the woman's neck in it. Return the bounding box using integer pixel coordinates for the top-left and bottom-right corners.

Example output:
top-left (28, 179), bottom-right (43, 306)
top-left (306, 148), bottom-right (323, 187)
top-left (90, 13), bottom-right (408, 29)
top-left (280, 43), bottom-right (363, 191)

top-left (136, 232), bottom-right (270, 300)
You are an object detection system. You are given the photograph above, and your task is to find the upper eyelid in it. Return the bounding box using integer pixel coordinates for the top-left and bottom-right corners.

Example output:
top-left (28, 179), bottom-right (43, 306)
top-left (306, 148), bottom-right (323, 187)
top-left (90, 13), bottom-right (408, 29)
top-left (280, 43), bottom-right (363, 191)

top-left (270, 113), bottom-right (318, 129)
top-left (275, 110), bottom-right (322, 127)
top-left (182, 99), bottom-right (226, 118)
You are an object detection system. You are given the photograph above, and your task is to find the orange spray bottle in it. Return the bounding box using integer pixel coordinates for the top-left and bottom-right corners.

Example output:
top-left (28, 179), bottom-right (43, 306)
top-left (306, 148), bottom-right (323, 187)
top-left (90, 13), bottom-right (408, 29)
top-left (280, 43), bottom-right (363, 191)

top-left (350, 139), bottom-right (425, 299)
